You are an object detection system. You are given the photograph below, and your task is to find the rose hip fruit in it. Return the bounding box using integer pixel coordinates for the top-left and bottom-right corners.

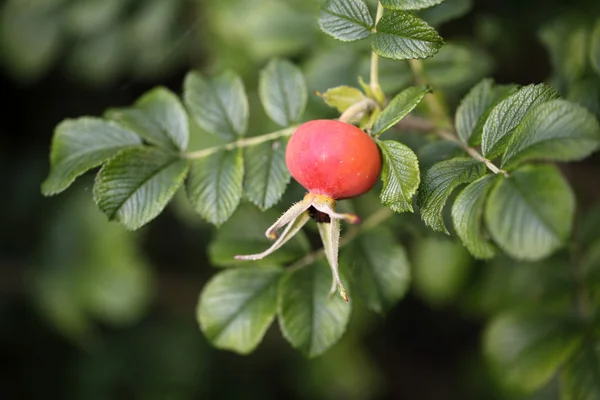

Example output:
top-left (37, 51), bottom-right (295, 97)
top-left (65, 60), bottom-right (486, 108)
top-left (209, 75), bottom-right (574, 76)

top-left (236, 119), bottom-right (382, 301)
top-left (286, 119), bottom-right (382, 200)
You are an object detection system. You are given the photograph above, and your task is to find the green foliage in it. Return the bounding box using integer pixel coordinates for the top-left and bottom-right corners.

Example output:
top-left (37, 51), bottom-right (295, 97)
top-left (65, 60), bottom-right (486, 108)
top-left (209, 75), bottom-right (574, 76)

top-left (186, 149), bottom-right (244, 226)
top-left (481, 83), bottom-right (559, 160)
top-left (278, 261), bottom-right (351, 358)
top-left (105, 87), bottom-right (189, 152)
top-left (243, 140), bottom-right (291, 211)
top-left (417, 157), bottom-right (486, 233)
top-left (381, 0), bottom-right (445, 11)
top-left (377, 140), bottom-right (421, 213)
top-left (484, 312), bottom-right (583, 393)
top-left (341, 228), bottom-right (411, 314)
top-left (259, 59), bottom-right (308, 127)
top-left (198, 266), bottom-right (282, 354)
top-left (38, 0), bottom-right (600, 378)
top-left (485, 165), bottom-right (575, 261)
top-left (451, 174), bottom-right (499, 259)
top-left (41, 118), bottom-right (142, 196)
top-left (94, 147), bottom-right (189, 230)
top-left (412, 237), bottom-right (471, 306)
top-left (184, 71), bottom-right (249, 140)
top-left (318, 0), bottom-right (374, 42)
top-left (372, 85), bottom-right (431, 135)
top-left (372, 11), bottom-right (444, 60)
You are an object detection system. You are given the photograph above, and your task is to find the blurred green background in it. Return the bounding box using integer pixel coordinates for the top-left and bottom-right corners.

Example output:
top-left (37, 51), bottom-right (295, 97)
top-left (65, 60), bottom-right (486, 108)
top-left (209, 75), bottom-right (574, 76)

top-left (1, 0), bottom-right (600, 399)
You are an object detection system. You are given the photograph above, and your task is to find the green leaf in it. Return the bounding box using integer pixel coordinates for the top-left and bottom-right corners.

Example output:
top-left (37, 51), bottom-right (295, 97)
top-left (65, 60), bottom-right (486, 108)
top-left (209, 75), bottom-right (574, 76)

top-left (198, 266), bottom-right (282, 354)
top-left (41, 118), bottom-right (141, 196)
top-left (259, 59), bottom-right (307, 127)
top-left (419, 0), bottom-right (472, 27)
top-left (243, 139), bottom-right (291, 211)
top-left (417, 158), bottom-right (487, 233)
top-left (278, 261), bottom-right (351, 358)
top-left (481, 83), bottom-right (559, 160)
top-left (208, 204), bottom-right (309, 267)
top-left (318, 0), bottom-right (374, 42)
top-left (371, 85), bottom-right (431, 136)
top-left (484, 312), bottom-right (583, 393)
top-left (93, 147), bottom-right (189, 230)
top-left (105, 87), bottom-right (189, 152)
top-left (412, 237), bottom-right (471, 306)
top-left (485, 164), bottom-right (575, 261)
top-left (186, 149), bottom-right (244, 226)
top-left (377, 140), bottom-right (420, 213)
top-left (184, 70), bottom-right (249, 140)
top-left (502, 100), bottom-right (600, 170)
top-left (561, 343), bottom-right (600, 400)
top-left (381, 0), bottom-right (445, 11)
top-left (455, 79), bottom-right (518, 145)
top-left (341, 228), bottom-right (410, 314)
top-left (317, 86), bottom-right (366, 113)
top-left (372, 11), bottom-right (444, 60)
top-left (591, 19), bottom-right (600, 77)
top-left (451, 174), bottom-right (499, 259)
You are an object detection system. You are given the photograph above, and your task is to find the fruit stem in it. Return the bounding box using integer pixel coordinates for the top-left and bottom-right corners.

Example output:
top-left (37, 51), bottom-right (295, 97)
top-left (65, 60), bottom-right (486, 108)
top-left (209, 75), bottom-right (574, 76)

top-left (369, 2), bottom-right (385, 99)
top-left (406, 60), bottom-right (510, 177)
top-left (184, 126), bottom-right (296, 159)
top-left (338, 98), bottom-right (378, 124)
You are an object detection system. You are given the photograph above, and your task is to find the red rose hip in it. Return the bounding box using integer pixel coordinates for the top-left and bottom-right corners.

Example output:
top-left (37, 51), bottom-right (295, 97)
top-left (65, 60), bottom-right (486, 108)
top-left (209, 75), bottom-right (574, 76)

top-left (236, 119), bottom-right (382, 302)
top-left (286, 120), bottom-right (382, 199)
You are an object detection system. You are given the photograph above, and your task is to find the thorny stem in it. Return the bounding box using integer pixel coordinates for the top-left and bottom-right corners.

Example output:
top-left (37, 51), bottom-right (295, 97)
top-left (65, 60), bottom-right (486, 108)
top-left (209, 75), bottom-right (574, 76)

top-left (184, 126), bottom-right (296, 159)
top-left (407, 59), bottom-right (509, 177)
top-left (287, 207), bottom-right (393, 273)
top-left (370, 2), bottom-right (385, 96)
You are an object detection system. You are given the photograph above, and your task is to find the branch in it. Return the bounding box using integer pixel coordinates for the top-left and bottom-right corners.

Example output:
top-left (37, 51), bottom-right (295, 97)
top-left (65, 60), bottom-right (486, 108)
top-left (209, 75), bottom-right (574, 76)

top-left (184, 126), bottom-right (297, 159)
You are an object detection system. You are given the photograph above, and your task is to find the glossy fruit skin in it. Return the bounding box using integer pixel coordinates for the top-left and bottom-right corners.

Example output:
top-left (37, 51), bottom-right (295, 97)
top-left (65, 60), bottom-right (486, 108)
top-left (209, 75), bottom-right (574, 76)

top-left (286, 120), bottom-right (382, 200)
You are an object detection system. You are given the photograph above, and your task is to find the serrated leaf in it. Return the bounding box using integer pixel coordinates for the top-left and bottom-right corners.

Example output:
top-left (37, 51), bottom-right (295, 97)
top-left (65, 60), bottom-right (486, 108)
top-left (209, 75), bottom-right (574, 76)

top-left (417, 158), bottom-right (487, 233)
top-left (419, 0), bottom-right (472, 27)
top-left (186, 148), bottom-right (244, 226)
top-left (105, 87), bottom-right (189, 152)
top-left (93, 147), bottom-right (189, 230)
top-left (243, 139), bottom-right (291, 211)
top-left (561, 343), bottom-right (600, 400)
top-left (485, 164), bottom-right (575, 261)
top-left (184, 70), bottom-right (249, 140)
top-left (278, 261), bottom-right (351, 358)
top-left (317, 86), bottom-right (366, 113)
top-left (502, 99), bottom-right (600, 170)
top-left (318, 0), bottom-right (374, 42)
top-left (341, 227), bottom-right (410, 314)
top-left (198, 266), bottom-right (282, 354)
top-left (592, 19), bottom-right (600, 76)
top-left (371, 85), bottom-right (431, 136)
top-left (451, 174), bottom-right (498, 259)
top-left (381, 0), bottom-right (445, 11)
top-left (372, 11), bottom-right (444, 60)
top-left (208, 204), bottom-right (309, 267)
top-left (455, 79), bottom-right (518, 145)
top-left (481, 83), bottom-right (559, 160)
top-left (484, 312), bottom-right (583, 393)
top-left (412, 237), bottom-right (471, 306)
top-left (42, 118), bottom-right (142, 196)
top-left (259, 59), bottom-right (307, 127)
top-left (377, 140), bottom-right (420, 213)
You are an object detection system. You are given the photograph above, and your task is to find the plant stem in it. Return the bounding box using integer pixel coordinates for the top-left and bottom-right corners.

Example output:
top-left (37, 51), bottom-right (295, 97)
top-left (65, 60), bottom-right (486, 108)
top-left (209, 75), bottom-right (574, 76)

top-left (370, 2), bottom-right (385, 96)
top-left (338, 98), bottom-right (378, 123)
top-left (184, 126), bottom-right (296, 159)
top-left (288, 207), bottom-right (393, 272)
top-left (407, 60), bottom-right (509, 177)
